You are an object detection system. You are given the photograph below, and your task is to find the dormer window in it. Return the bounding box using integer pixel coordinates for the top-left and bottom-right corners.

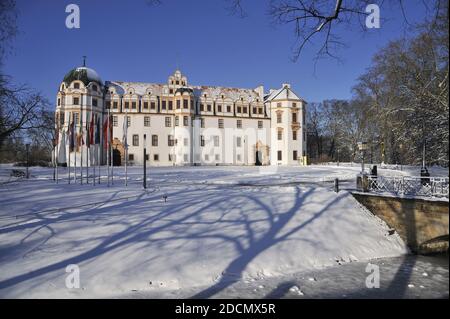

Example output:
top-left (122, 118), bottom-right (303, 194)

top-left (176, 80), bottom-right (179, 85)
top-left (74, 83), bottom-right (80, 89)
top-left (92, 84), bottom-right (97, 92)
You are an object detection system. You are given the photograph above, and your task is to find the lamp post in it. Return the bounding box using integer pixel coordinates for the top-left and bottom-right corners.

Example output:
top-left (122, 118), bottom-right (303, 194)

top-left (25, 143), bottom-right (30, 179)
top-left (337, 148), bottom-right (340, 166)
top-left (399, 143), bottom-right (404, 171)
top-left (143, 133), bottom-right (147, 189)
top-left (357, 141), bottom-right (368, 174)
top-left (52, 139), bottom-right (56, 181)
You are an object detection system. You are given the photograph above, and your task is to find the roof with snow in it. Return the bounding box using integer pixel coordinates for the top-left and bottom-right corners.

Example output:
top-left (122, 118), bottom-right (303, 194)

top-left (109, 81), bottom-right (264, 103)
top-left (63, 67), bottom-right (103, 86)
top-left (264, 85), bottom-right (304, 102)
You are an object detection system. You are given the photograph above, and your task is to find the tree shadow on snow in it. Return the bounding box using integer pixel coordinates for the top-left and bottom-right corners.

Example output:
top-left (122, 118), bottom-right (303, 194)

top-left (0, 183), bottom-right (350, 298)
top-left (190, 188), bottom-right (350, 298)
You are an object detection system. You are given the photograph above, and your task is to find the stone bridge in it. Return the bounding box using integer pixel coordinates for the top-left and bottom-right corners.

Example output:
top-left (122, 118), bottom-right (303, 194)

top-left (352, 193), bottom-right (449, 254)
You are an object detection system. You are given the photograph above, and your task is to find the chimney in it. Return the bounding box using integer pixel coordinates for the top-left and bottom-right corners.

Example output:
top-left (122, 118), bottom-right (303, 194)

top-left (255, 85), bottom-right (264, 99)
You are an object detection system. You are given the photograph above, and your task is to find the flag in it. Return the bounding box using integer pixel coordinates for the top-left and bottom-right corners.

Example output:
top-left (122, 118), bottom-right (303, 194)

top-left (55, 117), bottom-right (60, 146)
top-left (95, 115), bottom-right (100, 145)
top-left (103, 114), bottom-right (109, 149)
top-left (109, 113), bottom-right (113, 147)
top-left (85, 112), bottom-right (91, 147)
top-left (66, 113), bottom-right (70, 149)
top-left (58, 130), bottom-right (66, 163)
top-left (122, 114), bottom-right (128, 150)
top-left (77, 115), bottom-right (84, 149)
top-left (69, 118), bottom-right (75, 152)
top-left (89, 112), bottom-right (94, 147)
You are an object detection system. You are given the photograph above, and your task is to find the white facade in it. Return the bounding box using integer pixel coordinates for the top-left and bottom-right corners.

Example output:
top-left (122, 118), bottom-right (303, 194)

top-left (55, 68), bottom-right (307, 167)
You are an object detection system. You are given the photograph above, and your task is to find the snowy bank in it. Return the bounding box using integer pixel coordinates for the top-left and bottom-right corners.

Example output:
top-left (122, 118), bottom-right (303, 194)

top-left (0, 166), bottom-right (407, 298)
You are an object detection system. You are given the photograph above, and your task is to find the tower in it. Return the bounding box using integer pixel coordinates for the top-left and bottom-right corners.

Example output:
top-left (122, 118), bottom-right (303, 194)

top-left (55, 64), bottom-right (104, 166)
top-left (168, 70), bottom-right (195, 165)
top-left (265, 83), bottom-right (306, 165)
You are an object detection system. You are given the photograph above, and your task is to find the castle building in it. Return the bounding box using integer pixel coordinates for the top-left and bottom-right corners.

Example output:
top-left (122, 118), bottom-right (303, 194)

top-left (55, 66), bottom-right (307, 166)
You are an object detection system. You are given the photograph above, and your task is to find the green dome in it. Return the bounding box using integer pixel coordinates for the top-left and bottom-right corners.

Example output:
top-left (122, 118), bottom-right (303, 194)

top-left (175, 87), bottom-right (193, 94)
top-left (63, 67), bottom-right (102, 86)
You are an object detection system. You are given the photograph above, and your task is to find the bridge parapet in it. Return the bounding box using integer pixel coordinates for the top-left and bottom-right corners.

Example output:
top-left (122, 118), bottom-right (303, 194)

top-left (363, 175), bottom-right (449, 199)
top-left (353, 192), bottom-right (449, 254)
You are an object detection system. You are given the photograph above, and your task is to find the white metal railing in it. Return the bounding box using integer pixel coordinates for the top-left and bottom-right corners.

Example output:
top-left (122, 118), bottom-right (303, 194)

top-left (367, 175), bottom-right (449, 198)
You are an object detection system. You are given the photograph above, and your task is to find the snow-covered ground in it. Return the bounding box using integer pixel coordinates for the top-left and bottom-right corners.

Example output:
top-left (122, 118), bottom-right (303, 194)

top-left (0, 164), bottom-right (435, 298)
top-left (123, 255), bottom-right (449, 299)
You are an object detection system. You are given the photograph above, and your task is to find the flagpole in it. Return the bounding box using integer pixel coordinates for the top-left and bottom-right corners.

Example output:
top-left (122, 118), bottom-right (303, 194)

top-left (97, 113), bottom-right (100, 184)
top-left (92, 111), bottom-right (95, 186)
top-left (68, 112), bottom-right (71, 185)
top-left (53, 117), bottom-right (57, 182)
top-left (125, 110), bottom-right (128, 187)
top-left (110, 111), bottom-right (114, 185)
top-left (74, 114), bottom-right (77, 184)
top-left (56, 127), bottom-right (59, 184)
top-left (52, 144), bottom-right (55, 181)
top-left (86, 109), bottom-right (89, 185)
top-left (56, 117), bottom-right (59, 184)
top-left (80, 103), bottom-right (83, 185)
top-left (98, 143), bottom-right (100, 184)
top-left (107, 109), bottom-right (110, 187)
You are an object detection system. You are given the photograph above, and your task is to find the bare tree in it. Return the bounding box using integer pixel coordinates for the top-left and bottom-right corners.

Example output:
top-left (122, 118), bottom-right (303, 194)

top-left (352, 1), bottom-right (448, 166)
top-left (0, 0), bottom-right (17, 68)
top-left (306, 102), bottom-right (325, 160)
top-left (269, 0), bottom-right (371, 61)
top-left (0, 82), bottom-right (51, 147)
top-left (227, 0), bottom-right (442, 62)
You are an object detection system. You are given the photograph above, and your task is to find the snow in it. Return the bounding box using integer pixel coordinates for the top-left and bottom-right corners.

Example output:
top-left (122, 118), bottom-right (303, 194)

top-left (0, 164), bottom-right (411, 298)
top-left (130, 255), bottom-right (447, 299)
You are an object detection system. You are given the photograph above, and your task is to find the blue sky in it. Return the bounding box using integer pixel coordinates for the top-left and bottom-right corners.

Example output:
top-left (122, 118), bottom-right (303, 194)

top-left (4, 0), bottom-right (429, 104)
